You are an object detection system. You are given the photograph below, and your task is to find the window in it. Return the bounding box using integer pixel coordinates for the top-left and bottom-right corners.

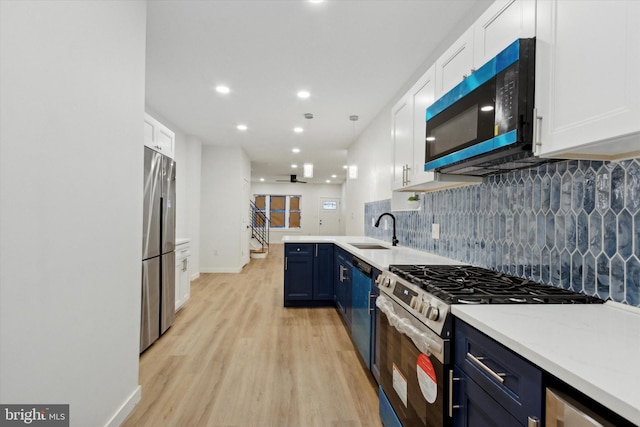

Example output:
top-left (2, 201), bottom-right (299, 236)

top-left (254, 194), bottom-right (301, 229)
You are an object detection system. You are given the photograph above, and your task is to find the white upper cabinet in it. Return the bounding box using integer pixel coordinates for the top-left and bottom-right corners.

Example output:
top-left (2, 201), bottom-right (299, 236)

top-left (410, 67), bottom-right (437, 186)
top-left (473, 0), bottom-right (535, 68)
top-left (391, 66), bottom-right (481, 206)
top-left (435, 27), bottom-right (475, 100)
top-left (534, 0), bottom-right (640, 159)
top-left (391, 97), bottom-right (413, 190)
top-left (144, 113), bottom-right (176, 159)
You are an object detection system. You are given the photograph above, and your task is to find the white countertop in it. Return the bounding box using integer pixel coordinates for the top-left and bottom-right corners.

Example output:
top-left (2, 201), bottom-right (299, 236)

top-left (452, 302), bottom-right (640, 425)
top-left (282, 235), bottom-right (465, 271)
top-left (176, 237), bottom-right (190, 246)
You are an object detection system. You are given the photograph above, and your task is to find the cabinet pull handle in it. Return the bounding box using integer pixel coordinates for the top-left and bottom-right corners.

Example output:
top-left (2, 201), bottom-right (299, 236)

top-left (449, 369), bottom-right (461, 417)
top-left (466, 353), bottom-right (506, 383)
top-left (367, 291), bottom-right (371, 312)
top-left (405, 164), bottom-right (410, 185)
top-left (533, 107), bottom-right (542, 155)
top-left (315, 244), bottom-right (318, 257)
top-left (527, 416), bottom-right (540, 427)
top-left (285, 257), bottom-right (288, 271)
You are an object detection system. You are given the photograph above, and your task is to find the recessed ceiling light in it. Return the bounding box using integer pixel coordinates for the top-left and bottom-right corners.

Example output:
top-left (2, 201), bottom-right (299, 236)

top-left (480, 105), bottom-right (494, 112)
top-left (326, 180), bottom-right (331, 183)
top-left (297, 90), bottom-right (311, 99)
top-left (259, 178), bottom-right (265, 182)
top-left (309, 0), bottom-right (324, 3)
top-left (291, 164), bottom-right (298, 168)
top-left (331, 174), bottom-right (337, 178)
top-left (294, 127), bottom-right (304, 133)
top-left (343, 165), bottom-right (348, 169)
top-left (237, 124), bottom-right (248, 131)
top-left (215, 85), bottom-right (230, 94)
top-left (292, 148), bottom-right (300, 153)
top-left (426, 136), bottom-right (436, 142)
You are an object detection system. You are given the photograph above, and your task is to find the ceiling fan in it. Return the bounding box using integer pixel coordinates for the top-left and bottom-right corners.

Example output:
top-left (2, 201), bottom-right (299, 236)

top-left (277, 174), bottom-right (307, 184)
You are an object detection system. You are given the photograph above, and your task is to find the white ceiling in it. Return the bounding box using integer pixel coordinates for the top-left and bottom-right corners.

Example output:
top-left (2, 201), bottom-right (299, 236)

top-left (145, 0), bottom-right (491, 184)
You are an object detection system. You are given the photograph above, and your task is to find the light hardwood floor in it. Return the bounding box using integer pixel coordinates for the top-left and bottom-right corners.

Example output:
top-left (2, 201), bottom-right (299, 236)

top-left (122, 244), bottom-right (382, 427)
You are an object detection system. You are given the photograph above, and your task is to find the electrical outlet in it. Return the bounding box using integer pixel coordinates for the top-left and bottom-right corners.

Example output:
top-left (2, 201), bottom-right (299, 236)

top-left (371, 217), bottom-right (375, 227)
top-left (384, 219), bottom-right (388, 230)
top-left (432, 223), bottom-right (440, 239)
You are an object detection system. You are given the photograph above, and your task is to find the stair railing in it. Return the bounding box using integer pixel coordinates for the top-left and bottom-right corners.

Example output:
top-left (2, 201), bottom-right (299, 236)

top-left (250, 200), bottom-right (270, 253)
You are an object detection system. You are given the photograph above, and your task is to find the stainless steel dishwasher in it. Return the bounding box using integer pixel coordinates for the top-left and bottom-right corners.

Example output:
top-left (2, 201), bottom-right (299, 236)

top-left (546, 388), bottom-right (615, 427)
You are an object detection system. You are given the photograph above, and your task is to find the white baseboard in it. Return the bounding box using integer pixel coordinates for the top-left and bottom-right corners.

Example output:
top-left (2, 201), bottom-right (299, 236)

top-left (190, 272), bottom-right (200, 281)
top-left (105, 385), bottom-right (141, 427)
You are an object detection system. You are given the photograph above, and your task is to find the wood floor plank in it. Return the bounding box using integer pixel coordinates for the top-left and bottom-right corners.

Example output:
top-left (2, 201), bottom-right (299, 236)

top-left (122, 244), bottom-right (382, 427)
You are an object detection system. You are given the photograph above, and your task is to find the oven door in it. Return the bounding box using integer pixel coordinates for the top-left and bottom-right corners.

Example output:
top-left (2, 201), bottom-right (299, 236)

top-left (377, 294), bottom-right (451, 427)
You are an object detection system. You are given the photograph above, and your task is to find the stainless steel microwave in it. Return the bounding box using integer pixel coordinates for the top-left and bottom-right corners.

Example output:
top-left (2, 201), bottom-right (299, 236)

top-left (424, 38), bottom-right (544, 176)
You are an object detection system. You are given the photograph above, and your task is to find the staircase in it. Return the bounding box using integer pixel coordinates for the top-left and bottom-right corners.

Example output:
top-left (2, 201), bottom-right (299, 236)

top-left (249, 201), bottom-right (270, 259)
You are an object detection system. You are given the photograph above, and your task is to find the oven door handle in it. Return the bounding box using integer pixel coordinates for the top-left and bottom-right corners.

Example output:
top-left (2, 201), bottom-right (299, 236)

top-left (376, 295), bottom-right (443, 355)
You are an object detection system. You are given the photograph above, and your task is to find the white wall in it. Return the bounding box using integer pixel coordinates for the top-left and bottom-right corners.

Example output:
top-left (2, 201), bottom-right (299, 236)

top-left (185, 135), bottom-right (202, 280)
top-left (200, 146), bottom-right (251, 272)
top-left (250, 182), bottom-right (344, 242)
top-left (0, 2), bottom-right (146, 426)
top-left (344, 109), bottom-right (394, 235)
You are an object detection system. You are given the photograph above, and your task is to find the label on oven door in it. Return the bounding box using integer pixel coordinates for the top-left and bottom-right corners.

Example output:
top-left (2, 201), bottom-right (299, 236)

top-left (392, 363), bottom-right (408, 407)
top-left (417, 354), bottom-right (438, 403)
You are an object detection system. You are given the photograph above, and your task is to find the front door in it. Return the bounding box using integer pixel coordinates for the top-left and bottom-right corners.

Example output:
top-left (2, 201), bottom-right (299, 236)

top-left (318, 197), bottom-right (340, 235)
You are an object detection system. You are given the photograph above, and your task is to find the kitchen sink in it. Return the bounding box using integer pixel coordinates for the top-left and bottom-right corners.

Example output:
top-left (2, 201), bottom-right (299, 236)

top-left (348, 243), bottom-right (391, 250)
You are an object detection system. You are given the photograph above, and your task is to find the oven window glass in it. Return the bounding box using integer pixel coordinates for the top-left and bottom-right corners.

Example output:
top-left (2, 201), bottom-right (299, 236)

top-left (427, 105), bottom-right (478, 158)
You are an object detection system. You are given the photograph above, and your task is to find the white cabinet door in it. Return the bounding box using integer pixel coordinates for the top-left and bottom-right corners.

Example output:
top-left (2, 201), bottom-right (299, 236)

top-left (473, 0), bottom-right (535, 69)
top-left (535, 0), bottom-right (640, 159)
top-left (435, 27), bottom-right (475, 100)
top-left (411, 66), bottom-right (437, 185)
top-left (175, 243), bottom-right (191, 311)
top-left (391, 97), bottom-right (413, 190)
top-left (144, 113), bottom-right (176, 159)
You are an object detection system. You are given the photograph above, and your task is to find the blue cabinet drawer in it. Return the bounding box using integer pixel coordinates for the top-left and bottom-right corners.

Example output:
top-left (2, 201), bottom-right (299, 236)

top-left (285, 243), bottom-right (314, 256)
top-left (455, 319), bottom-right (542, 424)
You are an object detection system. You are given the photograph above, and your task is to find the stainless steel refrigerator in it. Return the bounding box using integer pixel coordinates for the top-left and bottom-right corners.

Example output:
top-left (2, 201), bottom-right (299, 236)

top-left (141, 147), bottom-right (175, 353)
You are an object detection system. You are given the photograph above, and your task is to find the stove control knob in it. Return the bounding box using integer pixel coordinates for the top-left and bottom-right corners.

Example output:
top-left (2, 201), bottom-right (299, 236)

top-left (409, 296), bottom-right (419, 310)
top-left (420, 303), bottom-right (430, 316)
top-left (426, 304), bottom-right (440, 321)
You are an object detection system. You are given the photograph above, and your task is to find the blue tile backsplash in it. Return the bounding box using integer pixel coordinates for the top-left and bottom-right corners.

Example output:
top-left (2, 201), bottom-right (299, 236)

top-left (365, 159), bottom-right (640, 306)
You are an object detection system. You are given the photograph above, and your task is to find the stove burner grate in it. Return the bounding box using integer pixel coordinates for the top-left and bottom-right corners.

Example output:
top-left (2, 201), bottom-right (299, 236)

top-left (389, 265), bottom-right (604, 304)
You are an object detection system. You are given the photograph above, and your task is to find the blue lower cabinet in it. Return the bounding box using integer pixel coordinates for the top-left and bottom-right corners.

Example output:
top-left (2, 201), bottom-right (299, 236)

top-left (284, 243), bottom-right (334, 306)
top-left (454, 318), bottom-right (542, 426)
top-left (453, 370), bottom-right (521, 427)
top-left (379, 387), bottom-right (402, 427)
top-left (334, 248), bottom-right (352, 326)
top-left (313, 243), bottom-right (334, 299)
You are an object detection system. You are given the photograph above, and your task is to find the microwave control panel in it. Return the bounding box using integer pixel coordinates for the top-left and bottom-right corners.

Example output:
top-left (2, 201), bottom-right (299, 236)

top-left (495, 63), bottom-right (519, 135)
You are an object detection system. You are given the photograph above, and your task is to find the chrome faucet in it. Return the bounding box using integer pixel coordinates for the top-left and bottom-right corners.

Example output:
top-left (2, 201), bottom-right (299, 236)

top-left (374, 212), bottom-right (398, 246)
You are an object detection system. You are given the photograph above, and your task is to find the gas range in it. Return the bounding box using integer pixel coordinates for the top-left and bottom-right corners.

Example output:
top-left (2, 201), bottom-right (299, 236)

top-left (376, 264), bottom-right (604, 338)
